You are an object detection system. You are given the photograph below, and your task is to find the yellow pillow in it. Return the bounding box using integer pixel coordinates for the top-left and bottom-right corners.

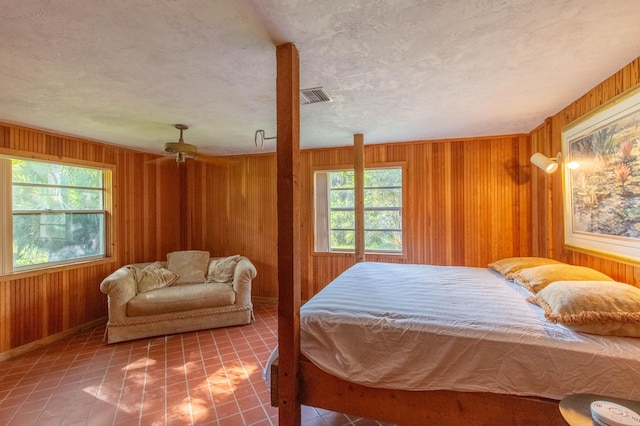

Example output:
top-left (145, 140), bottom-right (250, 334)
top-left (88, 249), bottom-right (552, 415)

top-left (527, 280), bottom-right (640, 337)
top-left (488, 257), bottom-right (562, 277)
top-left (512, 264), bottom-right (613, 293)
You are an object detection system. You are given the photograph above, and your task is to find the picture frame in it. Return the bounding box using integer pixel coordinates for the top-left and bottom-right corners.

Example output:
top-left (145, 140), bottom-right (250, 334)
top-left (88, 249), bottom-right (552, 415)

top-left (562, 84), bottom-right (640, 263)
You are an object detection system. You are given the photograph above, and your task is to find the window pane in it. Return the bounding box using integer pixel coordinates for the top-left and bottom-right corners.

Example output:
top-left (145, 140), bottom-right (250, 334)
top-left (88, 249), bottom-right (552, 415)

top-left (13, 186), bottom-right (103, 210)
top-left (365, 230), bottom-right (402, 252)
top-left (329, 189), bottom-right (354, 208)
top-left (11, 159), bottom-right (103, 188)
top-left (364, 168), bottom-right (402, 187)
top-left (12, 160), bottom-right (102, 187)
top-left (364, 210), bottom-right (402, 230)
top-left (329, 210), bottom-right (354, 230)
top-left (364, 187), bottom-right (402, 208)
top-left (329, 171), bottom-right (354, 189)
top-left (330, 229), bottom-right (355, 250)
top-left (13, 212), bottom-right (105, 267)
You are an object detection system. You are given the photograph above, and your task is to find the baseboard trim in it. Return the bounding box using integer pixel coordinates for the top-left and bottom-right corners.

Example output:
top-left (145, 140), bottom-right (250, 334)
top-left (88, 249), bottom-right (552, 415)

top-left (0, 317), bottom-right (107, 363)
top-left (252, 296), bottom-right (278, 306)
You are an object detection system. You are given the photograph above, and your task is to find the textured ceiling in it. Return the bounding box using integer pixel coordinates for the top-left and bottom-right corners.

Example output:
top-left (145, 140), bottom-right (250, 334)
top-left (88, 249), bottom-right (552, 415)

top-left (1, 0), bottom-right (640, 156)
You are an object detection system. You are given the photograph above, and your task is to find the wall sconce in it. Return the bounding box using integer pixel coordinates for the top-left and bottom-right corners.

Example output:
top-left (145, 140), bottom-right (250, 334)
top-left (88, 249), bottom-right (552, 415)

top-left (530, 152), bottom-right (581, 173)
top-left (530, 152), bottom-right (562, 174)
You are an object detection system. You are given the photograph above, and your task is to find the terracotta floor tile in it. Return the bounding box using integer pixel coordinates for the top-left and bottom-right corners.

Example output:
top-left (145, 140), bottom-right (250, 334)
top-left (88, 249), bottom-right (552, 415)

top-left (0, 304), bottom-right (391, 426)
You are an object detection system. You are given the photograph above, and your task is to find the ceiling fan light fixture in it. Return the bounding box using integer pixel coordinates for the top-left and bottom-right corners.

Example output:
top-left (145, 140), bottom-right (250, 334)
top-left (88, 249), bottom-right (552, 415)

top-left (164, 124), bottom-right (198, 160)
top-left (164, 141), bottom-right (198, 157)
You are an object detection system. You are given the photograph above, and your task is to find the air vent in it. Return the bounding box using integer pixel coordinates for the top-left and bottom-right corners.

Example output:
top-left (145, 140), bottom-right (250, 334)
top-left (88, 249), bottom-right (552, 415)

top-left (300, 87), bottom-right (333, 105)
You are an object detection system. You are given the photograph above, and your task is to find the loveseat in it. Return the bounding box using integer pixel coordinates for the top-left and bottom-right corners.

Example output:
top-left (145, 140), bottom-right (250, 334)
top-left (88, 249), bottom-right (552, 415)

top-left (100, 250), bottom-right (256, 343)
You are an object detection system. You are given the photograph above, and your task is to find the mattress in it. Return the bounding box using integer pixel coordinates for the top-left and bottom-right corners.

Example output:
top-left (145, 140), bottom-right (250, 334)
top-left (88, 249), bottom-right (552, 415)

top-left (298, 262), bottom-right (640, 400)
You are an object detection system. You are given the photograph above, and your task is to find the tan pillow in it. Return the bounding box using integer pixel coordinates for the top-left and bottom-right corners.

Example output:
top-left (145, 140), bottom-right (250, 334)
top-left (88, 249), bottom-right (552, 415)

top-left (511, 264), bottom-right (613, 293)
top-left (527, 280), bottom-right (640, 337)
top-left (488, 257), bottom-right (562, 277)
top-left (166, 250), bottom-right (210, 284)
top-left (132, 262), bottom-right (178, 293)
top-left (207, 255), bottom-right (241, 283)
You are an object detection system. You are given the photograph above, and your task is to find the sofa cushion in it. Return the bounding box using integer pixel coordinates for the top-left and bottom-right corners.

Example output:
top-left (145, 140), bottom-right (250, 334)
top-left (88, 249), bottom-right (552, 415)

top-left (130, 262), bottom-right (179, 294)
top-left (127, 283), bottom-right (235, 316)
top-left (166, 250), bottom-right (210, 284)
top-left (207, 255), bottom-right (241, 283)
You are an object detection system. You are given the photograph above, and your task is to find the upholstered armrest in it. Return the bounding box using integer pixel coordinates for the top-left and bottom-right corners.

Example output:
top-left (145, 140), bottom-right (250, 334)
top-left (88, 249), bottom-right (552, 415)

top-left (232, 257), bottom-right (257, 307)
top-left (99, 266), bottom-right (138, 323)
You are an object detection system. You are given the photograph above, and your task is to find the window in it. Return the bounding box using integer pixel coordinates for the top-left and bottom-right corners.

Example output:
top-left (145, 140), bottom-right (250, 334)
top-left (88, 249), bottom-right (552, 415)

top-left (2, 157), bottom-right (109, 272)
top-left (315, 167), bottom-right (402, 253)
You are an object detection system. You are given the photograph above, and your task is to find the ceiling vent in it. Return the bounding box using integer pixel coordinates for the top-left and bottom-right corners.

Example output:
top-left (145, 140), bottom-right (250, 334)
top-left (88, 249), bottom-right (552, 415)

top-left (300, 87), bottom-right (333, 105)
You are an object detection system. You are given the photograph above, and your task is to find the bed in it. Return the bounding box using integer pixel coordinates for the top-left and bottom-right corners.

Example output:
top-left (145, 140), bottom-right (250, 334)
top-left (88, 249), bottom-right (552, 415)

top-left (272, 43), bottom-right (640, 425)
top-left (268, 261), bottom-right (640, 425)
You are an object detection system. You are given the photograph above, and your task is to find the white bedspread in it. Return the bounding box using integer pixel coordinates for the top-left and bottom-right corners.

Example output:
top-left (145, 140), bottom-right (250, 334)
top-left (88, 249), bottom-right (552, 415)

top-left (299, 262), bottom-right (640, 400)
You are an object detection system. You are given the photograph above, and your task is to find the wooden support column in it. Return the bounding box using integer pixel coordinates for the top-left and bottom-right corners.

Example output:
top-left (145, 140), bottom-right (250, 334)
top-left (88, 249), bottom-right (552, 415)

top-left (276, 42), bottom-right (302, 426)
top-left (354, 134), bottom-right (365, 263)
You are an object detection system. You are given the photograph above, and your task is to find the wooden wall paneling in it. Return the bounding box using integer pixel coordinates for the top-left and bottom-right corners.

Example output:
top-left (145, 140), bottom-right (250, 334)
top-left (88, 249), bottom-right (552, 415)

top-left (0, 282), bottom-right (9, 353)
top-left (159, 161), bottom-right (182, 258)
top-left (0, 125), bottom-right (8, 147)
top-left (530, 56), bottom-right (640, 285)
top-left (45, 135), bottom-right (64, 158)
top-left (183, 160), bottom-right (197, 249)
top-left (430, 142), bottom-right (448, 265)
top-left (462, 141), bottom-right (481, 265)
top-left (47, 271), bottom-right (64, 336)
top-left (195, 160), bottom-right (207, 249)
top-left (529, 120), bottom-right (553, 258)
top-left (450, 141), bottom-right (465, 264)
top-left (11, 127), bottom-right (45, 152)
top-left (10, 277), bottom-right (44, 347)
top-left (143, 156), bottom-right (158, 260)
top-left (300, 152), bottom-right (314, 299)
top-left (516, 135), bottom-right (531, 256)
top-left (421, 142), bottom-right (434, 265)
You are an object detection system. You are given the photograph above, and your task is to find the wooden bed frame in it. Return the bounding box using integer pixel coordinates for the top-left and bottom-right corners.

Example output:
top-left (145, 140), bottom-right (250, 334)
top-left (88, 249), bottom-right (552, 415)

top-left (274, 43), bottom-right (567, 425)
top-left (270, 358), bottom-right (566, 425)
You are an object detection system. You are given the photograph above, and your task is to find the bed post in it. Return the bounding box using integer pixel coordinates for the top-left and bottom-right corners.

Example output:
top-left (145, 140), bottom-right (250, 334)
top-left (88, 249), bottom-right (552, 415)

top-left (354, 133), bottom-right (365, 263)
top-left (276, 42), bottom-right (302, 425)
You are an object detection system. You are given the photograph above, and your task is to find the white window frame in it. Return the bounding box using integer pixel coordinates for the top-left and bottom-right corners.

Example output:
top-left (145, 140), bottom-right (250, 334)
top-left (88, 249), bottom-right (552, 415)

top-left (0, 154), bottom-right (113, 274)
top-left (314, 165), bottom-right (404, 254)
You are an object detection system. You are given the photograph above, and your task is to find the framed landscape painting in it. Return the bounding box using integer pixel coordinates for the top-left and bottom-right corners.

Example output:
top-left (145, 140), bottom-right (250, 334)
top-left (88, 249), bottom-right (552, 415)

top-left (562, 84), bottom-right (640, 263)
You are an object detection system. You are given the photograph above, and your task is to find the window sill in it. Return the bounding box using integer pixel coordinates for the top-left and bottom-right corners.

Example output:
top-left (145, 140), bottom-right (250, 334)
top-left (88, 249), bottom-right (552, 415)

top-left (0, 257), bottom-right (117, 282)
top-left (312, 251), bottom-right (407, 260)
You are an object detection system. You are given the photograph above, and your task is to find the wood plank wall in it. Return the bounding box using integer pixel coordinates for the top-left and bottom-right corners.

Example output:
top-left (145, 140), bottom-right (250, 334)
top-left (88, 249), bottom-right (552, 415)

top-left (0, 122), bottom-right (182, 357)
top-left (530, 56), bottom-right (640, 285)
top-left (188, 134), bottom-right (532, 300)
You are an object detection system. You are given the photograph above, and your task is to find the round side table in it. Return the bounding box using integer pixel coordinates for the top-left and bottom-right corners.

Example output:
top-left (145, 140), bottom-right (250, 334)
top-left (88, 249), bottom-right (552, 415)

top-left (559, 394), bottom-right (640, 426)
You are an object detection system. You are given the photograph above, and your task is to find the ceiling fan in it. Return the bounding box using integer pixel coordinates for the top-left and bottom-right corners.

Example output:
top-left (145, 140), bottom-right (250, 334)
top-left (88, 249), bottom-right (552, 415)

top-left (162, 124), bottom-right (231, 165)
top-left (164, 124), bottom-right (198, 163)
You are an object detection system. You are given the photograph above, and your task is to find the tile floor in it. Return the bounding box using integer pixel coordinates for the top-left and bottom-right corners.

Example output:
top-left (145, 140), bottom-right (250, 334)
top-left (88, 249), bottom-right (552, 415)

top-left (0, 303), bottom-right (392, 425)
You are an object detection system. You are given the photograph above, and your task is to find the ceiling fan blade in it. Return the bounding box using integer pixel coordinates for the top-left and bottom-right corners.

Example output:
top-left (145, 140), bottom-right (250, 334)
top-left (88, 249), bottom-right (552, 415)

top-left (195, 153), bottom-right (237, 166)
top-left (145, 155), bottom-right (175, 165)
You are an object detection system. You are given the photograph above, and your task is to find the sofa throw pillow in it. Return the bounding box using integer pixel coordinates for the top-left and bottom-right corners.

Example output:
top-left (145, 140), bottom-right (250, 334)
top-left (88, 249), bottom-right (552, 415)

top-left (527, 280), bottom-right (640, 337)
top-left (133, 262), bottom-right (179, 293)
top-left (206, 255), bottom-right (241, 283)
top-left (166, 250), bottom-right (210, 284)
